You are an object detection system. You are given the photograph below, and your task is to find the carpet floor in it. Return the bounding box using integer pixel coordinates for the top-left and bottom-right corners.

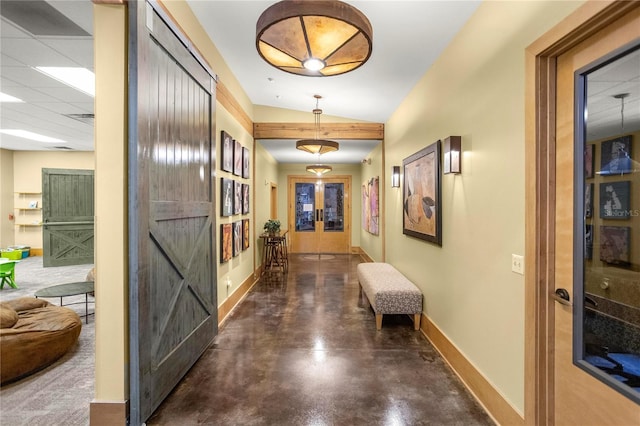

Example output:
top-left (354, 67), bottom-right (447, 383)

top-left (0, 256), bottom-right (94, 426)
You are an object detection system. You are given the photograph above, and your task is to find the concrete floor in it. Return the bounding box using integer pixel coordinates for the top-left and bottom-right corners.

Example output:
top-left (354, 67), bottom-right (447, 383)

top-left (148, 254), bottom-right (493, 425)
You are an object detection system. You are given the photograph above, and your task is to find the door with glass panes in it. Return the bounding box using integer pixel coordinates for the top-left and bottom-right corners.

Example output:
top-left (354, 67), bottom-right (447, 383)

top-left (288, 176), bottom-right (351, 253)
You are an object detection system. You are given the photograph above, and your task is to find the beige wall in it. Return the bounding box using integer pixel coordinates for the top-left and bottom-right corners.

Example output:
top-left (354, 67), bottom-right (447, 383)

top-left (253, 142), bottom-right (279, 268)
top-left (93, 1), bottom-right (128, 405)
top-left (11, 151), bottom-right (94, 248)
top-left (215, 102), bottom-right (256, 302)
top-left (0, 149), bottom-right (15, 248)
top-left (384, 0), bottom-right (584, 414)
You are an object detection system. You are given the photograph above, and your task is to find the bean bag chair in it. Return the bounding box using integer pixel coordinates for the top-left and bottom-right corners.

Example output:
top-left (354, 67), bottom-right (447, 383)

top-left (0, 297), bottom-right (82, 385)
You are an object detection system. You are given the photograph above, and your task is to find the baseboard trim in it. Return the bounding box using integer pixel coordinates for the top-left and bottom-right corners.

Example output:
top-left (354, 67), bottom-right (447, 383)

top-left (89, 399), bottom-right (128, 426)
top-left (359, 250), bottom-right (374, 263)
top-left (421, 315), bottom-right (524, 426)
top-left (217, 272), bottom-right (259, 326)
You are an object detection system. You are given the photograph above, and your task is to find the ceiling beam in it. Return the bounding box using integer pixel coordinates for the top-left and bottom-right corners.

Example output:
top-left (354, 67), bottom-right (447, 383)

top-left (254, 122), bottom-right (384, 140)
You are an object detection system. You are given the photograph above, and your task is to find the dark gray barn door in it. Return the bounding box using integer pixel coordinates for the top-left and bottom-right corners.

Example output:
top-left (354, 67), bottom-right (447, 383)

top-left (42, 168), bottom-right (94, 267)
top-left (129, 2), bottom-right (217, 424)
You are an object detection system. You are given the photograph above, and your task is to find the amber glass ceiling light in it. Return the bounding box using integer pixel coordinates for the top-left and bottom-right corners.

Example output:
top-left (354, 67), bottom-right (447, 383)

top-left (306, 165), bottom-right (332, 176)
top-left (296, 95), bottom-right (339, 155)
top-left (256, 0), bottom-right (373, 76)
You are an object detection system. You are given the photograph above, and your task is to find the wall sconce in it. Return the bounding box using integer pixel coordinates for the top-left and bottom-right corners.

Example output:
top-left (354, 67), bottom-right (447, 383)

top-left (443, 136), bottom-right (462, 174)
top-left (391, 166), bottom-right (400, 188)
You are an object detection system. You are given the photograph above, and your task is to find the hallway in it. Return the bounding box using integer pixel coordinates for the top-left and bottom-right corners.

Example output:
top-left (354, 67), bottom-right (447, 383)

top-left (148, 254), bottom-right (493, 425)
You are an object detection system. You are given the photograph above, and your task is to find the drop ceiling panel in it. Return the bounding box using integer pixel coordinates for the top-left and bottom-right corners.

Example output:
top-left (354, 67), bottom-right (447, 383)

top-left (1, 38), bottom-right (79, 67)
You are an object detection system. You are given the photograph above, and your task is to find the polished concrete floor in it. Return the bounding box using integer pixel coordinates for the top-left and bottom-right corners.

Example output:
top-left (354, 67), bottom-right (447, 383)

top-left (148, 254), bottom-right (493, 425)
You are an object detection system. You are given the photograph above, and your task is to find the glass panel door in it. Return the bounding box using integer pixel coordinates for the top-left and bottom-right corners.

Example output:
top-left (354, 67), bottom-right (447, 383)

top-left (295, 182), bottom-right (316, 232)
top-left (323, 183), bottom-right (344, 232)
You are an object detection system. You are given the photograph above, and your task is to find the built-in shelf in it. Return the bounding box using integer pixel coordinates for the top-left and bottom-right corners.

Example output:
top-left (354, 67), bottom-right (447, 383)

top-left (15, 208), bottom-right (42, 211)
top-left (15, 223), bottom-right (42, 227)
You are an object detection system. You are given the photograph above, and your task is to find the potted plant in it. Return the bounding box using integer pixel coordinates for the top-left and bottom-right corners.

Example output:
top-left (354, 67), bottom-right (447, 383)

top-left (263, 219), bottom-right (281, 235)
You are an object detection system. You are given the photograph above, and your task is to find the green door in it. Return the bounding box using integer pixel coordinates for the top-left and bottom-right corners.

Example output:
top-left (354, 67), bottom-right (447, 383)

top-left (42, 168), bottom-right (94, 267)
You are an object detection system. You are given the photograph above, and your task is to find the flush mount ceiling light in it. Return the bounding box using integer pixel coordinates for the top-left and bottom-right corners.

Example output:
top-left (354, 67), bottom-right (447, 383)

top-left (306, 164), bottom-right (332, 176)
top-left (256, 0), bottom-right (373, 77)
top-left (296, 95), bottom-right (339, 155)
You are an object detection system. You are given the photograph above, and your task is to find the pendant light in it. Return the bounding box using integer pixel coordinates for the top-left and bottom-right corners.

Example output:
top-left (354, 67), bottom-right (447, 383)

top-left (256, 0), bottom-right (373, 77)
top-left (296, 95), bottom-right (339, 155)
top-left (306, 165), bottom-right (332, 176)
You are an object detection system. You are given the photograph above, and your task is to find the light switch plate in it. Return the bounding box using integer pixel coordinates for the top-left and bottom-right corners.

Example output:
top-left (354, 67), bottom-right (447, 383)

top-left (512, 254), bottom-right (524, 275)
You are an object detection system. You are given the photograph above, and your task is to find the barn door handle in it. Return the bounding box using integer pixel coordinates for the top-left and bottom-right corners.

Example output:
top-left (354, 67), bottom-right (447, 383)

top-left (320, 209), bottom-right (323, 221)
top-left (552, 288), bottom-right (572, 306)
top-left (316, 209), bottom-right (319, 222)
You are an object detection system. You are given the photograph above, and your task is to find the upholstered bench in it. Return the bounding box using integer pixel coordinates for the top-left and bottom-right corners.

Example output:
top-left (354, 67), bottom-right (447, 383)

top-left (357, 262), bottom-right (422, 330)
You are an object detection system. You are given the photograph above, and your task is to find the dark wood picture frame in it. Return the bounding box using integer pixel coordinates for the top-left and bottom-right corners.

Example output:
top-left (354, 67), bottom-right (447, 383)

top-left (402, 140), bottom-right (442, 245)
top-left (221, 130), bottom-right (233, 173)
top-left (585, 143), bottom-right (594, 178)
top-left (233, 180), bottom-right (242, 215)
top-left (233, 139), bottom-right (242, 176)
top-left (220, 223), bottom-right (232, 263)
top-left (242, 218), bottom-right (250, 250)
top-left (242, 147), bottom-right (250, 179)
top-left (233, 221), bottom-right (242, 257)
top-left (221, 178), bottom-right (233, 217)
top-left (242, 184), bottom-right (250, 214)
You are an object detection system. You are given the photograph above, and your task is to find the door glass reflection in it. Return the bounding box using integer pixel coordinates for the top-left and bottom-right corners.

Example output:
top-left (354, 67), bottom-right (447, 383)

top-left (323, 183), bottom-right (344, 232)
top-left (295, 182), bottom-right (315, 232)
top-left (577, 44), bottom-right (640, 403)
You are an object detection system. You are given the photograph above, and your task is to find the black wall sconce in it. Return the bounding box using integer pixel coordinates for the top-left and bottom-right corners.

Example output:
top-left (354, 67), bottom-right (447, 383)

top-left (443, 136), bottom-right (462, 174)
top-left (391, 166), bottom-right (400, 187)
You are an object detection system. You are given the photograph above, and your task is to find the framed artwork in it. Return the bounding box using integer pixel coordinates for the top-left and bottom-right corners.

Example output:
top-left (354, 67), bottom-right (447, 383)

top-left (221, 178), bottom-right (233, 217)
top-left (599, 226), bottom-right (630, 265)
top-left (599, 181), bottom-right (630, 219)
top-left (585, 144), bottom-right (594, 179)
top-left (402, 140), bottom-right (442, 245)
top-left (242, 147), bottom-right (250, 179)
top-left (234, 180), bottom-right (242, 215)
top-left (220, 223), bottom-right (232, 263)
top-left (221, 131), bottom-right (233, 173)
top-left (584, 224), bottom-right (593, 260)
top-left (233, 221), bottom-right (242, 257)
top-left (361, 177), bottom-right (379, 235)
top-left (234, 140), bottom-right (242, 176)
top-left (242, 184), bottom-right (250, 214)
top-left (585, 183), bottom-right (593, 218)
top-left (242, 218), bottom-right (250, 250)
top-left (600, 135), bottom-right (632, 175)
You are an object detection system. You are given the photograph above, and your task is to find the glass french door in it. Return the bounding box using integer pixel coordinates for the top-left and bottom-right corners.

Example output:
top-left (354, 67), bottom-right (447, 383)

top-left (288, 176), bottom-right (351, 253)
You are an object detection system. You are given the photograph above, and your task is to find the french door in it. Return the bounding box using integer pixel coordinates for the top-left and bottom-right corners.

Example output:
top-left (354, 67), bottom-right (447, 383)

top-left (288, 176), bottom-right (351, 253)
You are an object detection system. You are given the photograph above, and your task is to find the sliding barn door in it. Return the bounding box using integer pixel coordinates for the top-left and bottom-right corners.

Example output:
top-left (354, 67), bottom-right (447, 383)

top-left (129, 2), bottom-right (217, 424)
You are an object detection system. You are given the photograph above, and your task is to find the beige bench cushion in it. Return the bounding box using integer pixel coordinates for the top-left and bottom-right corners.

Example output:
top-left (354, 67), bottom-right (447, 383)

top-left (357, 263), bottom-right (422, 314)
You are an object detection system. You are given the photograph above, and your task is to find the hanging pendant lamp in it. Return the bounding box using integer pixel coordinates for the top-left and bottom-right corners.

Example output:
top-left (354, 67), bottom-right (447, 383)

top-left (256, 0), bottom-right (373, 77)
top-left (306, 165), bottom-right (332, 176)
top-left (296, 95), bottom-right (339, 155)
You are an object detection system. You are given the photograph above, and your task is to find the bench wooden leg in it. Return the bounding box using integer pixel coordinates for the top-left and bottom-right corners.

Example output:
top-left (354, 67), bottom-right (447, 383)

top-left (375, 314), bottom-right (382, 330)
top-left (414, 313), bottom-right (421, 331)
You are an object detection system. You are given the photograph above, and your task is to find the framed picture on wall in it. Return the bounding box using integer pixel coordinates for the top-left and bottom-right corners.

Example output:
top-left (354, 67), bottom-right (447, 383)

top-left (233, 221), bottom-right (242, 257)
top-left (600, 135), bottom-right (632, 175)
top-left (234, 140), bottom-right (242, 176)
top-left (234, 180), bottom-right (242, 215)
top-left (584, 224), bottom-right (593, 260)
top-left (242, 219), bottom-right (250, 250)
top-left (599, 181), bottom-right (630, 219)
top-left (242, 147), bottom-right (250, 179)
top-left (402, 140), bottom-right (442, 245)
top-left (242, 184), bottom-right (250, 214)
top-left (585, 183), bottom-right (593, 218)
top-left (220, 223), bottom-right (232, 263)
top-left (221, 178), bottom-right (233, 217)
top-left (221, 131), bottom-right (233, 173)
top-left (599, 226), bottom-right (630, 265)
top-left (585, 144), bottom-right (594, 179)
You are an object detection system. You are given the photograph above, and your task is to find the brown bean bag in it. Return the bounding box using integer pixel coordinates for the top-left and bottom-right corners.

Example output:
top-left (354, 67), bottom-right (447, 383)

top-left (0, 297), bottom-right (82, 385)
